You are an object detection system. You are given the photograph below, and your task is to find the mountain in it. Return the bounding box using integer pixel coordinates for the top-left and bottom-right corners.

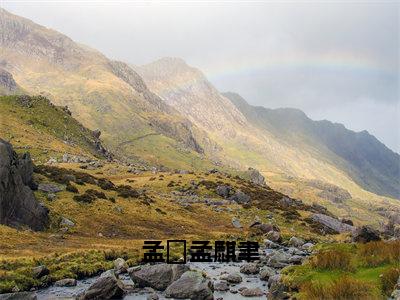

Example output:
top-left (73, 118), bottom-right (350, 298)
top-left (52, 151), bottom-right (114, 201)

top-left (225, 92), bottom-right (400, 199)
top-left (0, 8), bottom-right (212, 170)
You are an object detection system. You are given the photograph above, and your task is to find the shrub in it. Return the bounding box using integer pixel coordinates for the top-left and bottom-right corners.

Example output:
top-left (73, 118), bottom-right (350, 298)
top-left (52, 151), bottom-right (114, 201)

top-left (310, 248), bottom-right (353, 271)
top-left (302, 276), bottom-right (377, 300)
top-left (66, 183), bottom-right (78, 193)
top-left (380, 267), bottom-right (400, 296)
top-left (359, 240), bottom-right (400, 267)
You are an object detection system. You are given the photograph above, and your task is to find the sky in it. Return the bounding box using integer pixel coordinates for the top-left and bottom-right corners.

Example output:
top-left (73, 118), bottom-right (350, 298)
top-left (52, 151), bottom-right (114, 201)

top-left (2, 0), bottom-right (400, 152)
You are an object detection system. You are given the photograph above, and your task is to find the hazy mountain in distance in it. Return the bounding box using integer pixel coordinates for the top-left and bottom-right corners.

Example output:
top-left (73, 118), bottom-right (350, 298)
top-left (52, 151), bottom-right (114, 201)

top-left (224, 92), bottom-right (400, 199)
top-left (0, 8), bottom-right (212, 169)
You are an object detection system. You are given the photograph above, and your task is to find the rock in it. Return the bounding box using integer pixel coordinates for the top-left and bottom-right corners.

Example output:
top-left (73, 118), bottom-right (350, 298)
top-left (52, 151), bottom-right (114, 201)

top-left (259, 266), bottom-right (277, 281)
top-left (240, 263), bottom-right (260, 274)
top-left (252, 223), bottom-right (274, 234)
top-left (311, 213), bottom-right (355, 233)
top-left (55, 278), bottom-right (77, 287)
top-left (216, 185), bottom-right (231, 198)
top-left (81, 270), bottom-right (124, 300)
top-left (391, 276), bottom-right (400, 300)
top-left (264, 239), bottom-right (282, 249)
top-left (38, 183), bottom-right (65, 193)
top-left (114, 258), bottom-right (129, 274)
top-left (214, 280), bottom-right (229, 291)
top-left (147, 294), bottom-right (159, 300)
top-left (341, 218), bottom-right (354, 226)
top-left (0, 140), bottom-right (48, 230)
top-left (301, 242), bottom-right (315, 251)
top-left (46, 193), bottom-right (56, 201)
top-left (352, 225), bottom-right (381, 243)
top-left (221, 273), bottom-right (242, 284)
top-left (288, 255), bottom-right (304, 264)
top-left (60, 217), bottom-right (75, 227)
top-left (0, 292), bottom-right (37, 299)
top-left (247, 167), bottom-right (266, 186)
top-left (164, 270), bottom-right (213, 300)
top-left (267, 274), bottom-right (281, 288)
top-left (93, 129), bottom-right (101, 139)
top-left (229, 190), bottom-right (250, 204)
top-left (249, 216), bottom-right (262, 227)
top-left (265, 231), bottom-right (281, 243)
top-left (266, 250), bottom-right (291, 268)
top-left (288, 237), bottom-right (305, 248)
top-left (129, 264), bottom-right (189, 290)
top-left (239, 287), bottom-right (264, 297)
top-left (267, 278), bottom-right (289, 300)
top-left (232, 217), bottom-right (242, 228)
top-left (32, 265), bottom-right (49, 278)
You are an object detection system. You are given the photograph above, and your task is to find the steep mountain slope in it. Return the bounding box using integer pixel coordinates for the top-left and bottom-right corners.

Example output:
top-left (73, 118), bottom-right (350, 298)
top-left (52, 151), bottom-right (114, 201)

top-left (225, 92), bottom-right (400, 199)
top-left (136, 58), bottom-right (400, 225)
top-left (0, 8), bottom-right (209, 170)
top-left (0, 94), bottom-right (110, 162)
top-left (0, 68), bottom-right (24, 95)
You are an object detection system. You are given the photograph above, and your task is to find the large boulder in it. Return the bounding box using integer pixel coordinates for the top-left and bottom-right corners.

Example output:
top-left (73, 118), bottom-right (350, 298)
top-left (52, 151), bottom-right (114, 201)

top-left (240, 263), bottom-right (260, 274)
top-left (164, 270), bottom-right (213, 300)
top-left (352, 225), bottom-right (381, 243)
top-left (129, 264), bottom-right (189, 291)
top-left (113, 258), bottom-right (128, 274)
top-left (311, 213), bottom-right (355, 234)
top-left (0, 140), bottom-right (48, 230)
top-left (81, 270), bottom-right (124, 300)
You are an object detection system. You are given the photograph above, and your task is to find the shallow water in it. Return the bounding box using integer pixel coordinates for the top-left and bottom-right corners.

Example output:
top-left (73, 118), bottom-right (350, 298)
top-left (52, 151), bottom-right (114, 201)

top-left (36, 261), bottom-right (268, 300)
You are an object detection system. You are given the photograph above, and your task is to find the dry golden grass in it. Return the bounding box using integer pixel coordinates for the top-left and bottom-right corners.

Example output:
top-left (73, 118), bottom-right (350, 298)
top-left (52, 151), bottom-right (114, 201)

top-left (359, 240), bottom-right (400, 267)
top-left (309, 248), bottom-right (354, 271)
top-left (301, 276), bottom-right (379, 300)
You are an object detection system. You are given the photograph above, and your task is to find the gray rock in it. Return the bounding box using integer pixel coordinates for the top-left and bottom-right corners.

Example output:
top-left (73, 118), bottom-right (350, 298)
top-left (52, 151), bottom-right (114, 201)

top-left (114, 258), bottom-right (128, 274)
top-left (391, 276), bottom-right (400, 300)
top-left (32, 265), bottom-right (49, 278)
top-left (266, 251), bottom-right (291, 268)
top-left (46, 193), bottom-right (56, 201)
top-left (247, 167), bottom-right (266, 186)
top-left (216, 185), bottom-right (231, 198)
top-left (81, 270), bottom-right (124, 300)
top-left (239, 287), bottom-right (264, 297)
top-left (164, 270), bottom-right (213, 300)
top-left (0, 292), bottom-right (37, 300)
top-left (38, 183), bottom-right (65, 193)
top-left (240, 263), bottom-right (259, 274)
top-left (0, 140), bottom-right (48, 230)
top-left (352, 225), bottom-right (381, 243)
top-left (54, 278), bottom-right (77, 287)
top-left (288, 237), bottom-right (305, 248)
top-left (214, 280), bottom-right (229, 291)
top-left (264, 239), bottom-right (282, 249)
top-left (267, 274), bottom-right (281, 288)
top-left (259, 266), bottom-right (277, 281)
top-left (147, 294), bottom-right (159, 300)
top-left (267, 278), bottom-right (289, 300)
top-left (129, 264), bottom-right (189, 290)
top-left (265, 231), bottom-right (281, 243)
top-left (311, 213), bottom-right (355, 233)
top-left (301, 242), bottom-right (315, 251)
top-left (60, 217), bottom-right (75, 227)
top-left (232, 217), bottom-right (242, 228)
top-left (221, 273), bottom-right (242, 284)
top-left (288, 255), bottom-right (304, 264)
top-left (229, 190), bottom-right (250, 204)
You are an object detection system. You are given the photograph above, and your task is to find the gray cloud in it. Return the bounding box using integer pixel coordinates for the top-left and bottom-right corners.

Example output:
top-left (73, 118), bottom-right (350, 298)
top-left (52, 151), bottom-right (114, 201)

top-left (2, 1), bottom-right (399, 152)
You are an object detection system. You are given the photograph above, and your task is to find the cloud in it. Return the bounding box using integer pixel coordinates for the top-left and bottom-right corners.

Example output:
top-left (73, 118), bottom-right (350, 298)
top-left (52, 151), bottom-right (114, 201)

top-left (2, 1), bottom-right (399, 151)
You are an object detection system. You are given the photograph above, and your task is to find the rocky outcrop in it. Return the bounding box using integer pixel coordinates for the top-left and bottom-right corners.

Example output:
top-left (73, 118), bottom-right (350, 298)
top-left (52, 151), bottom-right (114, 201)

top-left (247, 167), bottom-right (266, 186)
top-left (352, 225), bottom-right (381, 243)
top-left (310, 213), bottom-right (355, 234)
top-left (0, 68), bottom-right (18, 95)
top-left (0, 139), bottom-right (48, 230)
